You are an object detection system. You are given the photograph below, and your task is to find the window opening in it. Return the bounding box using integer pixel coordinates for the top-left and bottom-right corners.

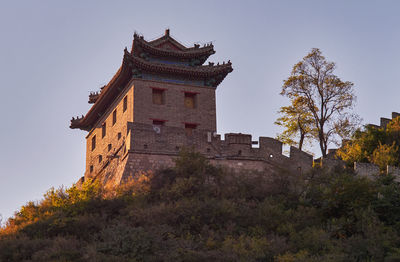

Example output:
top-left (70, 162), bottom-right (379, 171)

top-left (185, 123), bottom-right (197, 136)
top-left (112, 109), bottom-right (117, 125)
top-left (91, 135), bottom-right (96, 151)
top-left (102, 123), bottom-right (106, 138)
top-left (123, 96), bottom-right (127, 112)
top-left (152, 120), bottom-right (165, 126)
top-left (108, 144), bottom-right (112, 151)
top-left (99, 155), bottom-right (102, 163)
top-left (184, 92), bottom-right (196, 109)
top-left (152, 89), bottom-right (164, 105)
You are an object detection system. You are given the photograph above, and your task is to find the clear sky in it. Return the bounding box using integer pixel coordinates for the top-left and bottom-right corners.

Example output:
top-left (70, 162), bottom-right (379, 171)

top-left (1, 0), bottom-right (400, 221)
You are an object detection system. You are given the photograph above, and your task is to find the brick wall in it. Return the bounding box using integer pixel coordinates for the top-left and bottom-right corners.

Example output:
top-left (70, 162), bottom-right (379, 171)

top-left (84, 122), bottom-right (315, 185)
top-left (354, 162), bottom-right (380, 179)
top-left (85, 82), bottom-right (134, 178)
top-left (132, 79), bottom-right (217, 131)
top-left (84, 77), bottom-right (218, 179)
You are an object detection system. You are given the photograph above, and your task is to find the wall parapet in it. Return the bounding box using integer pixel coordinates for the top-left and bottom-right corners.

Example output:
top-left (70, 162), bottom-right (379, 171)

top-left (354, 162), bottom-right (380, 179)
top-left (366, 111), bottom-right (400, 130)
top-left (126, 122), bottom-right (313, 173)
top-left (354, 162), bottom-right (400, 182)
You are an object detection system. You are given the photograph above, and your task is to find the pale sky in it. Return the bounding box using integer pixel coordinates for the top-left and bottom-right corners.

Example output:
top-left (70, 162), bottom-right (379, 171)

top-left (1, 0), bottom-right (400, 221)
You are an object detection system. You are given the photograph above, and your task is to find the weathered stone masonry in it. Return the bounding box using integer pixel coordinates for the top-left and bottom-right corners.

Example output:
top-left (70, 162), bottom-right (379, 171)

top-left (71, 30), bottom-right (313, 187)
top-left (98, 123), bottom-right (313, 186)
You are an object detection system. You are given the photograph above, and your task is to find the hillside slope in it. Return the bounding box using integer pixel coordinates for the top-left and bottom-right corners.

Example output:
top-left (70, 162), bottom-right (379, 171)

top-left (1, 151), bottom-right (400, 262)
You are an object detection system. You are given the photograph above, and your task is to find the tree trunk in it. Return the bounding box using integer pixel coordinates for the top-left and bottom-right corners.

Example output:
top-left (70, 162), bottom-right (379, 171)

top-left (319, 129), bottom-right (327, 157)
top-left (319, 141), bottom-right (327, 157)
top-left (299, 133), bottom-right (305, 151)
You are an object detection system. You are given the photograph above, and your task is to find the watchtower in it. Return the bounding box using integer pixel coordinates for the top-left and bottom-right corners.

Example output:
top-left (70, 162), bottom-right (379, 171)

top-left (70, 30), bottom-right (233, 181)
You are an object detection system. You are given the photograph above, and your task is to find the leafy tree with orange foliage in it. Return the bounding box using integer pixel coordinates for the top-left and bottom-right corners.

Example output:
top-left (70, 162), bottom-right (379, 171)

top-left (275, 96), bottom-right (315, 151)
top-left (369, 142), bottom-right (398, 171)
top-left (281, 48), bottom-right (359, 157)
top-left (337, 117), bottom-right (400, 168)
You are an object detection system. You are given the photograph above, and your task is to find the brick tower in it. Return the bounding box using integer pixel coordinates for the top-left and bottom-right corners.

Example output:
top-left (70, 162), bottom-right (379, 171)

top-left (70, 30), bottom-right (233, 185)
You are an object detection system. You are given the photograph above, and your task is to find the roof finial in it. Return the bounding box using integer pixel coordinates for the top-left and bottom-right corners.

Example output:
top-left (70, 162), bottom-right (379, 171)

top-left (165, 28), bottom-right (170, 36)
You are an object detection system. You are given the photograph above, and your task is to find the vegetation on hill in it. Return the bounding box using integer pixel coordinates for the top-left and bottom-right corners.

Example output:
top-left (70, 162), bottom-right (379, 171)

top-left (1, 151), bottom-right (400, 261)
top-left (338, 116), bottom-right (400, 171)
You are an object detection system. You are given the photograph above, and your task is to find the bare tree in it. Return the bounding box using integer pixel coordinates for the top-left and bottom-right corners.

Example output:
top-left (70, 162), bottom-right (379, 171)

top-left (281, 48), bottom-right (358, 157)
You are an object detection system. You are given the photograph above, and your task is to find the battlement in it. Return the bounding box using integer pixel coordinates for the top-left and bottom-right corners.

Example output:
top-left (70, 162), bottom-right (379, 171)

top-left (366, 111), bottom-right (400, 130)
top-left (82, 122), bottom-right (314, 186)
top-left (354, 162), bottom-right (400, 182)
top-left (123, 122), bottom-right (313, 173)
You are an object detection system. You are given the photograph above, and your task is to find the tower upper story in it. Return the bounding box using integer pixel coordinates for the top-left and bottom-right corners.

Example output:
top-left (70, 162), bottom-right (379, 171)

top-left (70, 29), bottom-right (233, 134)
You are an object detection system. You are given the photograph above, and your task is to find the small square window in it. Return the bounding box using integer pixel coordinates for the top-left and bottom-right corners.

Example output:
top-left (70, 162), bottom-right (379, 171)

top-left (185, 123), bottom-right (197, 136)
top-left (91, 135), bottom-right (96, 151)
top-left (152, 89), bottom-right (164, 105)
top-left (112, 109), bottom-right (117, 125)
top-left (123, 96), bottom-right (127, 112)
top-left (152, 120), bottom-right (165, 126)
top-left (102, 123), bottom-right (106, 138)
top-left (184, 93), bottom-right (196, 109)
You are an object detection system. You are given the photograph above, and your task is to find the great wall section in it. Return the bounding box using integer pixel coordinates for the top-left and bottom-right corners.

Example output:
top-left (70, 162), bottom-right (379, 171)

top-left (70, 30), bottom-right (400, 188)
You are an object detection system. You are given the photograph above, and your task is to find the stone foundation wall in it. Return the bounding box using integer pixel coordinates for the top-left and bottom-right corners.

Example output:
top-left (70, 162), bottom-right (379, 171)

top-left (387, 166), bottom-right (400, 182)
top-left (81, 121), bottom-right (400, 188)
top-left (98, 151), bottom-right (293, 188)
top-left (83, 122), bottom-right (314, 186)
top-left (354, 162), bottom-right (400, 182)
top-left (354, 162), bottom-right (380, 179)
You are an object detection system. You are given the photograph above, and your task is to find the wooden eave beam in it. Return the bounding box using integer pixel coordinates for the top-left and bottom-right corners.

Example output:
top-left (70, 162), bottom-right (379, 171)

top-left (127, 54), bottom-right (232, 78)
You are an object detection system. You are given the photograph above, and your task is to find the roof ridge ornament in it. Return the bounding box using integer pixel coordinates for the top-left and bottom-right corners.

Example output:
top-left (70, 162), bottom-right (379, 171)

top-left (165, 28), bottom-right (170, 36)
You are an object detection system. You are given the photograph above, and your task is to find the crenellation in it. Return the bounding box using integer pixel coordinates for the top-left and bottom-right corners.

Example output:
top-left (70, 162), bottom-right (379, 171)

top-left (364, 113), bottom-right (400, 130)
top-left (84, 120), bottom-right (316, 186)
top-left (225, 133), bottom-right (252, 145)
top-left (289, 146), bottom-right (313, 173)
top-left (380, 117), bottom-right (391, 129)
top-left (258, 137), bottom-right (288, 165)
top-left (366, 124), bottom-right (380, 129)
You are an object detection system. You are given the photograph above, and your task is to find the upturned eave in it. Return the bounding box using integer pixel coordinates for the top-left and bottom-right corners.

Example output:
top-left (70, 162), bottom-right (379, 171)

top-left (70, 51), bottom-right (133, 131)
top-left (132, 33), bottom-right (215, 63)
